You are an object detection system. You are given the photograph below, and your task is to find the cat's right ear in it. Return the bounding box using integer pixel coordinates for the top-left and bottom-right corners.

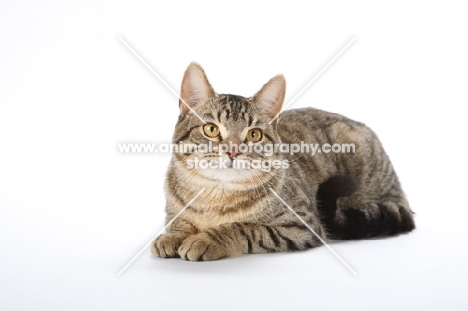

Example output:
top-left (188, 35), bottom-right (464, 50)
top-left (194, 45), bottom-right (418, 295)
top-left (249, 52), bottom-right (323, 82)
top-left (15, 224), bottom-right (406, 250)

top-left (251, 74), bottom-right (286, 123)
top-left (179, 62), bottom-right (216, 114)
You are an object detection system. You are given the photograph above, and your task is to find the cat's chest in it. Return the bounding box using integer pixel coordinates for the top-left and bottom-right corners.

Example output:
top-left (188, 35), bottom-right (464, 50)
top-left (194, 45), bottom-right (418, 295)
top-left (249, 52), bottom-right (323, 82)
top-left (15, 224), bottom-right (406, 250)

top-left (180, 188), bottom-right (267, 230)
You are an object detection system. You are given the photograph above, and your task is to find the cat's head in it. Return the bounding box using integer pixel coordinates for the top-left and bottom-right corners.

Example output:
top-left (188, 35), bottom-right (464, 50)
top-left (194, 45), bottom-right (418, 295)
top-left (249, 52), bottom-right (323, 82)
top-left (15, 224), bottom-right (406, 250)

top-left (172, 62), bottom-right (287, 184)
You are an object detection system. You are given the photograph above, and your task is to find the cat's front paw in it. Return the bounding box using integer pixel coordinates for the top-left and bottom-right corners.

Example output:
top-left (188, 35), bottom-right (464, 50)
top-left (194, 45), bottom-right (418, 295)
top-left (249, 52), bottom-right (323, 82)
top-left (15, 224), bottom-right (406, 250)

top-left (151, 231), bottom-right (189, 258)
top-left (178, 233), bottom-right (227, 261)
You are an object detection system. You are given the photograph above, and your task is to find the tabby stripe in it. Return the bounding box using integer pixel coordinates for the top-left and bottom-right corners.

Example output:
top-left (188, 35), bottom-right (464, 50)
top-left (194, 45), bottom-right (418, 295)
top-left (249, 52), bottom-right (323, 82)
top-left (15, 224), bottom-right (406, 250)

top-left (248, 115), bottom-right (253, 127)
top-left (175, 126), bottom-right (198, 142)
top-left (175, 113), bottom-right (186, 126)
top-left (304, 240), bottom-right (314, 248)
top-left (324, 131), bottom-right (343, 173)
top-left (205, 230), bottom-right (224, 245)
top-left (281, 223), bottom-right (308, 230)
top-left (380, 154), bottom-right (390, 176)
top-left (272, 211), bottom-right (286, 219)
top-left (250, 225), bottom-right (257, 242)
top-left (220, 228), bottom-right (237, 244)
top-left (265, 226), bottom-right (281, 247)
top-left (235, 223), bottom-right (253, 254)
top-left (274, 228), bottom-right (300, 251)
top-left (263, 133), bottom-right (275, 143)
top-left (258, 239), bottom-right (276, 253)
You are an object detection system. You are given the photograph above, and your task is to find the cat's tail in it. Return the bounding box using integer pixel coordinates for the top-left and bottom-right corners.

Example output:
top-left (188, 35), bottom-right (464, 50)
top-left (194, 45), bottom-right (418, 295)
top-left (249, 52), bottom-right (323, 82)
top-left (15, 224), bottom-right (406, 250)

top-left (316, 176), bottom-right (415, 240)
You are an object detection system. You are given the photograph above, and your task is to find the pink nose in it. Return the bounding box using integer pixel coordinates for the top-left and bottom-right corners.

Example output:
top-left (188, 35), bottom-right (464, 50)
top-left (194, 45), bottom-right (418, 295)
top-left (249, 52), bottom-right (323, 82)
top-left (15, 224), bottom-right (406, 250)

top-left (227, 151), bottom-right (239, 160)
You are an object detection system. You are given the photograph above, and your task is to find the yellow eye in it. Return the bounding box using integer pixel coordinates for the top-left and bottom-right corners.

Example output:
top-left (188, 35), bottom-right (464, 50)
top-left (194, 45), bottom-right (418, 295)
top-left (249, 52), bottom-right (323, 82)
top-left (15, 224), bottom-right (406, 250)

top-left (203, 123), bottom-right (220, 138)
top-left (246, 128), bottom-right (263, 142)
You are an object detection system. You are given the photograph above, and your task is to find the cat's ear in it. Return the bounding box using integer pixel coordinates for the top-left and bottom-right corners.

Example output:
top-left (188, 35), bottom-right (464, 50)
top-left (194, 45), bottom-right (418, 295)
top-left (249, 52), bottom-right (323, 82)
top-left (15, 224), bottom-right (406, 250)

top-left (179, 62), bottom-right (216, 114)
top-left (251, 74), bottom-right (286, 121)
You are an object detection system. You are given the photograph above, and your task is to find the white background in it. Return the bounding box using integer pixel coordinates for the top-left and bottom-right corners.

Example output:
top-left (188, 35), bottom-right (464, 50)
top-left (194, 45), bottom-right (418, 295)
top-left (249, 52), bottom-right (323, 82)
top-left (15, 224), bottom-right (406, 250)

top-left (1, 1), bottom-right (467, 310)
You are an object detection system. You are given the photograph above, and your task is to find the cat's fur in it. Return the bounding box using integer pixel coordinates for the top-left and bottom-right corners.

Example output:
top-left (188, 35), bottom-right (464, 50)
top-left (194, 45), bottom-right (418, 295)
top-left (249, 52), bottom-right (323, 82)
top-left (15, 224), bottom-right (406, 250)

top-left (151, 62), bottom-right (415, 261)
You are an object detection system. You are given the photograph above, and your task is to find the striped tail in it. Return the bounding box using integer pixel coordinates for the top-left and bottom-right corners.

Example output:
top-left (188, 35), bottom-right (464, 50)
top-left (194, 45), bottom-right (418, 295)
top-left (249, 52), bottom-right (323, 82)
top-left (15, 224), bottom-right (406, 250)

top-left (316, 176), bottom-right (415, 240)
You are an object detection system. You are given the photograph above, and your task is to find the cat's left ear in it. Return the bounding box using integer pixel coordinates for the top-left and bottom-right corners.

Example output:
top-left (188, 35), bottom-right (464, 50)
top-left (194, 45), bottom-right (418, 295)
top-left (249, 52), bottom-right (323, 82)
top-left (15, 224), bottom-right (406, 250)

top-left (179, 62), bottom-right (216, 114)
top-left (251, 74), bottom-right (286, 122)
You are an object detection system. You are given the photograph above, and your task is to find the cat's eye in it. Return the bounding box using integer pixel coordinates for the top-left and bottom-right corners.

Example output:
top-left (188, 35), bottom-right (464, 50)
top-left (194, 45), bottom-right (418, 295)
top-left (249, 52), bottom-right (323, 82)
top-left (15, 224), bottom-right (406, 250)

top-left (203, 123), bottom-right (220, 138)
top-left (246, 128), bottom-right (263, 142)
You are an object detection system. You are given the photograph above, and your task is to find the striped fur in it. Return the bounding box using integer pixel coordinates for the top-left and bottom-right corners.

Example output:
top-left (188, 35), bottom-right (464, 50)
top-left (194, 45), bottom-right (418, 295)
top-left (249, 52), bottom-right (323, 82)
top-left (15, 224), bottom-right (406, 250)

top-left (151, 63), bottom-right (415, 261)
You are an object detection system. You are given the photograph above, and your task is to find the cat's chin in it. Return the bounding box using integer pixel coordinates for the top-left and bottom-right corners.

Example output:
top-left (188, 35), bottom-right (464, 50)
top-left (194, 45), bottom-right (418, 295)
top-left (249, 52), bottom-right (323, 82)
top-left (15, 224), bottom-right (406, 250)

top-left (197, 167), bottom-right (258, 183)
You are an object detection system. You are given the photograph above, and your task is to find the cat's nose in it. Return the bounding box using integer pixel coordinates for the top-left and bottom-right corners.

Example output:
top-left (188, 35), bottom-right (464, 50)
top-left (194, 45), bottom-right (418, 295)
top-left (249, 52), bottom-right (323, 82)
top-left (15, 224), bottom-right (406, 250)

top-left (227, 151), bottom-right (239, 160)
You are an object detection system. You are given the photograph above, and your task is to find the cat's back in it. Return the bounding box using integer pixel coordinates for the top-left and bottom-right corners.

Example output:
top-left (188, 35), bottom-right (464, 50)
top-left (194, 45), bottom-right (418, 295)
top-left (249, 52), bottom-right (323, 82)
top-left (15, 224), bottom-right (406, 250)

top-left (277, 107), bottom-right (369, 144)
top-left (277, 107), bottom-right (381, 187)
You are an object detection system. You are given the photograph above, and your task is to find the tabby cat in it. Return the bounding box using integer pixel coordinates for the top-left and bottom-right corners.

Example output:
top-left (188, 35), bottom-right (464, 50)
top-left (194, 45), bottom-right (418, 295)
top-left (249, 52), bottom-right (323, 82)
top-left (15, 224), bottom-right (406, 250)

top-left (151, 62), bottom-right (415, 261)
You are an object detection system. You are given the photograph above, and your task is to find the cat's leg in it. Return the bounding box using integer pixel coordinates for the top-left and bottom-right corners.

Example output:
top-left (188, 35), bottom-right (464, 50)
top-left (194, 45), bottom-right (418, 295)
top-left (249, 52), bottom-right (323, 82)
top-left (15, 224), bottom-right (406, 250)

top-left (178, 222), bottom-right (324, 261)
top-left (151, 219), bottom-right (197, 258)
